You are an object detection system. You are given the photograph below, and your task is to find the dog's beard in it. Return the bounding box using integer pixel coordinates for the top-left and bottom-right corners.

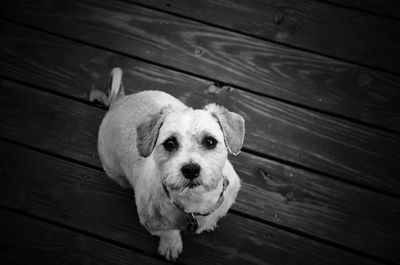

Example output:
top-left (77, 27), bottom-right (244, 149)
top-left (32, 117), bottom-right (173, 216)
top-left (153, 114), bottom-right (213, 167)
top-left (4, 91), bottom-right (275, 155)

top-left (161, 171), bottom-right (221, 195)
top-left (159, 161), bottom-right (225, 214)
top-left (162, 172), bottom-right (224, 214)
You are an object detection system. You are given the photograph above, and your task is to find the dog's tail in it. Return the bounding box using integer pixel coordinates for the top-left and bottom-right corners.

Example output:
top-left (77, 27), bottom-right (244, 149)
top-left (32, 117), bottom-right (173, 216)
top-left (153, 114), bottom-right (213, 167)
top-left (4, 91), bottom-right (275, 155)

top-left (88, 67), bottom-right (125, 108)
top-left (107, 67), bottom-right (125, 107)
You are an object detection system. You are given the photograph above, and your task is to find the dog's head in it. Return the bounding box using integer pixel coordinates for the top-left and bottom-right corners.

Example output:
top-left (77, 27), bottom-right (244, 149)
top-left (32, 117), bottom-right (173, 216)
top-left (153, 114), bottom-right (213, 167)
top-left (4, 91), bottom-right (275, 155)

top-left (136, 103), bottom-right (245, 213)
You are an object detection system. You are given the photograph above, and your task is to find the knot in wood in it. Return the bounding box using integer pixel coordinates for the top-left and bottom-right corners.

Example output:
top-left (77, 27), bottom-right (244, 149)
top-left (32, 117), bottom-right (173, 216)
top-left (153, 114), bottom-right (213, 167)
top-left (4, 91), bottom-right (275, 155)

top-left (273, 9), bottom-right (285, 25)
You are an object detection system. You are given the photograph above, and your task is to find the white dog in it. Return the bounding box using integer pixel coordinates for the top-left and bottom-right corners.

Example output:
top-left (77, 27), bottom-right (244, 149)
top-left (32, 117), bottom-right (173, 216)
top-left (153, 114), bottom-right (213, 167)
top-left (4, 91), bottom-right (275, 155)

top-left (95, 68), bottom-right (245, 260)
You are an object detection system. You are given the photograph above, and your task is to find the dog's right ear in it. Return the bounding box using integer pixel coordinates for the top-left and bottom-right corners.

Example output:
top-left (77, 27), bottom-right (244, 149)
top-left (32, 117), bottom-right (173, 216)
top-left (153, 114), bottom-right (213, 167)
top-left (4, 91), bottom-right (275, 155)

top-left (136, 106), bottom-right (172, 157)
top-left (136, 113), bottom-right (164, 158)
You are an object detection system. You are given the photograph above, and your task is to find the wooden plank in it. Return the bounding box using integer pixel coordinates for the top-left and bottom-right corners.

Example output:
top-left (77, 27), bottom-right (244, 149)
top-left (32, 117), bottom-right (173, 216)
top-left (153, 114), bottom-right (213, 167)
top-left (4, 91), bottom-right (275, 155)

top-left (1, 81), bottom-right (399, 262)
top-left (1, 22), bottom-right (400, 197)
top-left (0, 141), bottom-right (384, 265)
top-left (0, 209), bottom-right (169, 265)
top-left (1, 1), bottom-right (400, 133)
top-left (322, 0), bottom-right (400, 19)
top-left (131, 0), bottom-right (400, 72)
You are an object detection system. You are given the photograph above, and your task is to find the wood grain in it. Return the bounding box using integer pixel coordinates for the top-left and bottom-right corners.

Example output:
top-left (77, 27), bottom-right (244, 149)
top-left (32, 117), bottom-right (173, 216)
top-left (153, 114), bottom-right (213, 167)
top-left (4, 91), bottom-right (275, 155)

top-left (0, 141), bottom-right (384, 265)
top-left (0, 209), bottom-right (169, 265)
top-left (1, 1), bottom-right (400, 132)
top-left (131, 0), bottom-right (400, 72)
top-left (323, 0), bottom-right (400, 19)
top-left (1, 81), bottom-right (399, 262)
top-left (1, 22), bottom-right (400, 196)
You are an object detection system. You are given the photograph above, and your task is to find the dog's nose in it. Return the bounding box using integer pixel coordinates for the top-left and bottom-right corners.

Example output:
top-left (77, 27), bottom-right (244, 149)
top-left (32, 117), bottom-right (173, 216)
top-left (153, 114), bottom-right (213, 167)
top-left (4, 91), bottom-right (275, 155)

top-left (181, 163), bottom-right (201, 180)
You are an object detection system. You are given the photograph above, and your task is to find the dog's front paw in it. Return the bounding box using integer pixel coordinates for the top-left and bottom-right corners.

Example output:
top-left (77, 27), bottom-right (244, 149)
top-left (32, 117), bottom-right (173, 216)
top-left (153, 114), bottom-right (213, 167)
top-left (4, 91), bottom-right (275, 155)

top-left (196, 215), bottom-right (219, 234)
top-left (196, 222), bottom-right (218, 234)
top-left (158, 233), bottom-right (183, 261)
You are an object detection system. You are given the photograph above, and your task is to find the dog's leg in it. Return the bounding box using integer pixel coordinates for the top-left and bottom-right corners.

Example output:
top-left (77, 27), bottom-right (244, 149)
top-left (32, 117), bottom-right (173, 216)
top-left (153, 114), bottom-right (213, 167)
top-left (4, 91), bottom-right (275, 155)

top-left (98, 132), bottom-right (130, 188)
top-left (153, 229), bottom-right (183, 260)
top-left (196, 215), bottom-right (219, 234)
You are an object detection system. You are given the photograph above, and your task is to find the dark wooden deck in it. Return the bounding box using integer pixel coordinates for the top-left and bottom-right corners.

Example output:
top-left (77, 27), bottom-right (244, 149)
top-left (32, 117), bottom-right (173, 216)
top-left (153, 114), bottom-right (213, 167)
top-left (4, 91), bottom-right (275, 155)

top-left (0, 1), bottom-right (400, 264)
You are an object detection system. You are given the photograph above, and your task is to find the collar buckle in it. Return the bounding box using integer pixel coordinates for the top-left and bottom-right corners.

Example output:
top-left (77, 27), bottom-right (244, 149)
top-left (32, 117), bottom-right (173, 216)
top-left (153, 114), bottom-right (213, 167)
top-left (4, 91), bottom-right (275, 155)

top-left (185, 213), bottom-right (198, 235)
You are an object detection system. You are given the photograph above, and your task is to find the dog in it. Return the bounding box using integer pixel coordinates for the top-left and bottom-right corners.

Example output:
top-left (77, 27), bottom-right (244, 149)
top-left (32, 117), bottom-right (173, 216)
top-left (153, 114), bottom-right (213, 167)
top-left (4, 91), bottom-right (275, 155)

top-left (93, 68), bottom-right (245, 260)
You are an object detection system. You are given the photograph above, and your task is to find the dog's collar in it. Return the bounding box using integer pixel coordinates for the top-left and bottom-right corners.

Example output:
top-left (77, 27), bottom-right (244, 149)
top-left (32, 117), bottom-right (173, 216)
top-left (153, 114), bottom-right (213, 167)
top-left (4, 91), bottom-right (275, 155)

top-left (162, 176), bottom-right (229, 234)
top-left (162, 177), bottom-right (229, 216)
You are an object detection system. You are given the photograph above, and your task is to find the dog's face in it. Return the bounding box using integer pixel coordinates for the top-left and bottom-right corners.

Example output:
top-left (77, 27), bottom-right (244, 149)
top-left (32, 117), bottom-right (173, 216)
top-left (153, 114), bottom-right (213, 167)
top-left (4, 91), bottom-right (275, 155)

top-left (136, 104), bottom-right (245, 213)
top-left (155, 109), bottom-right (227, 193)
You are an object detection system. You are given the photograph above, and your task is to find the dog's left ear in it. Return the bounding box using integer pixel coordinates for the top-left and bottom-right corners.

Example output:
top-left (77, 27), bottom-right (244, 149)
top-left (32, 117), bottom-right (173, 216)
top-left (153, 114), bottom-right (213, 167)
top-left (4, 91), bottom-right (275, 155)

top-left (205, 103), bottom-right (245, 155)
top-left (136, 106), bottom-right (172, 157)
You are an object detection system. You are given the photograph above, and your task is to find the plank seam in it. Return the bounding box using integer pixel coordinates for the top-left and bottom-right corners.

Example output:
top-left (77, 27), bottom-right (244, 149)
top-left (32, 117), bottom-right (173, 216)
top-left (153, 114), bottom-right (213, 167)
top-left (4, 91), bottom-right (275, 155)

top-left (316, 0), bottom-right (400, 21)
top-left (242, 147), bottom-right (400, 200)
top-left (0, 75), bottom-right (108, 111)
top-left (0, 18), bottom-right (400, 136)
top-left (0, 138), bottom-right (397, 265)
top-left (2, 75), bottom-right (400, 200)
top-left (1, 18), bottom-right (400, 136)
top-left (230, 209), bottom-right (396, 265)
top-left (0, 204), bottom-right (180, 265)
top-left (0, 137), bottom-right (104, 173)
top-left (123, 0), bottom-right (400, 75)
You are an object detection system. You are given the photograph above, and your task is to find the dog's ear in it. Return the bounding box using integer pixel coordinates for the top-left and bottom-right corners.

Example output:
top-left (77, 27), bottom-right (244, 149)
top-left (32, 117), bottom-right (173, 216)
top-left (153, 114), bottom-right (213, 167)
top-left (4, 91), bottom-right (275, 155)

top-left (205, 103), bottom-right (245, 155)
top-left (136, 107), bottom-right (169, 157)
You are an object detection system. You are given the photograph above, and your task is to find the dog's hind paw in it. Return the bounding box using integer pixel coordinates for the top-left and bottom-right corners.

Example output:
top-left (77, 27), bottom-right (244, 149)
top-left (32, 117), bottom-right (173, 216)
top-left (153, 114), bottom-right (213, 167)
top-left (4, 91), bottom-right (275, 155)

top-left (158, 232), bottom-right (183, 261)
top-left (89, 89), bottom-right (108, 106)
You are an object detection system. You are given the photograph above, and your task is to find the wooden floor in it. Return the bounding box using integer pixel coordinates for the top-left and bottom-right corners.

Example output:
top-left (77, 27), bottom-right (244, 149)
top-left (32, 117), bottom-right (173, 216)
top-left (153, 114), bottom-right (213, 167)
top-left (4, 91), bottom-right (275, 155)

top-left (1, 0), bottom-right (400, 264)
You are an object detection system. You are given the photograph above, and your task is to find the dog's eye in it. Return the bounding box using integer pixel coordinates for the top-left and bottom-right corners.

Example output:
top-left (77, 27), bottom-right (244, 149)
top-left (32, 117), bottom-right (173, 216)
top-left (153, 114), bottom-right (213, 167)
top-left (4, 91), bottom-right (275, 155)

top-left (202, 136), bottom-right (217, 149)
top-left (163, 137), bottom-right (178, 152)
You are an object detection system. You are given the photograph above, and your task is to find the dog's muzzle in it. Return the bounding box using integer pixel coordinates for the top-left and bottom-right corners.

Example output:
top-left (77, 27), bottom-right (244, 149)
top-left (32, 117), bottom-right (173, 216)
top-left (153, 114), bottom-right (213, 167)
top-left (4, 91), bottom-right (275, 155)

top-left (162, 176), bottom-right (229, 234)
